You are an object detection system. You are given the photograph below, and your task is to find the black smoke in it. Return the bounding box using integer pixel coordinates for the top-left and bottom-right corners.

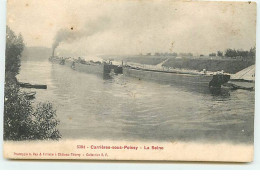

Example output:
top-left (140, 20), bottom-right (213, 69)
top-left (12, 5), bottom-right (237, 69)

top-left (52, 17), bottom-right (110, 55)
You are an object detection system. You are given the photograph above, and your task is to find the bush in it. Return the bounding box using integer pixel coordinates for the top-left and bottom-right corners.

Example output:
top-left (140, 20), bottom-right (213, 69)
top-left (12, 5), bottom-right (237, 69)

top-left (4, 77), bottom-right (61, 140)
top-left (29, 102), bottom-right (61, 140)
top-left (4, 78), bottom-right (33, 140)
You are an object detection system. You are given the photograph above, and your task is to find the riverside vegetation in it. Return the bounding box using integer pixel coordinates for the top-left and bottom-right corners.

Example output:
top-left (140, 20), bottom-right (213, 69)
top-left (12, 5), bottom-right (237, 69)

top-left (103, 48), bottom-right (255, 74)
top-left (4, 26), bottom-right (61, 140)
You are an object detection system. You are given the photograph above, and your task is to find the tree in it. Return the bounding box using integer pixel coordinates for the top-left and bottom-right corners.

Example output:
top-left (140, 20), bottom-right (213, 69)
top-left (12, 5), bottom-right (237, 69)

top-left (29, 103), bottom-right (61, 140)
top-left (249, 47), bottom-right (256, 57)
top-left (4, 26), bottom-right (61, 141)
top-left (4, 78), bottom-right (33, 140)
top-left (179, 53), bottom-right (193, 57)
top-left (4, 82), bottom-right (61, 140)
top-left (5, 26), bottom-right (24, 77)
top-left (224, 48), bottom-right (255, 58)
top-left (225, 49), bottom-right (237, 57)
top-left (209, 53), bottom-right (216, 57)
top-left (217, 51), bottom-right (223, 57)
top-left (237, 50), bottom-right (249, 58)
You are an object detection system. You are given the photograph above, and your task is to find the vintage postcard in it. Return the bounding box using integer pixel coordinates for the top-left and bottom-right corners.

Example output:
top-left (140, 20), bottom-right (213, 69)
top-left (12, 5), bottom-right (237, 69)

top-left (3, 0), bottom-right (256, 162)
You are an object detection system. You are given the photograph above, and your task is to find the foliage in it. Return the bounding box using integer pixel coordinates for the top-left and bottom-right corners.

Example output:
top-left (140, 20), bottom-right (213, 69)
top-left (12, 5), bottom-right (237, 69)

top-left (30, 103), bottom-right (61, 140)
top-left (179, 53), bottom-right (193, 57)
top-left (4, 78), bottom-right (33, 140)
top-left (5, 26), bottom-right (24, 76)
top-left (217, 51), bottom-right (223, 57)
top-left (4, 26), bottom-right (61, 141)
top-left (224, 47), bottom-right (256, 58)
top-left (4, 82), bottom-right (61, 140)
top-left (249, 47), bottom-right (256, 57)
top-left (209, 53), bottom-right (216, 57)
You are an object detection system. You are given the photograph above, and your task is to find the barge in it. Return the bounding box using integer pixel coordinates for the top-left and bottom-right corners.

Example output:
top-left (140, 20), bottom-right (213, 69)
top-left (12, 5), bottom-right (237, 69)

top-left (49, 56), bottom-right (123, 79)
top-left (49, 56), bottom-right (230, 93)
top-left (229, 65), bottom-right (255, 90)
top-left (123, 65), bottom-right (230, 92)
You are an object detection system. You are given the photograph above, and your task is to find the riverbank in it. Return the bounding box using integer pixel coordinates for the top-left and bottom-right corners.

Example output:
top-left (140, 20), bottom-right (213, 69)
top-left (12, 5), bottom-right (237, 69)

top-left (102, 55), bottom-right (255, 74)
top-left (162, 57), bottom-right (255, 74)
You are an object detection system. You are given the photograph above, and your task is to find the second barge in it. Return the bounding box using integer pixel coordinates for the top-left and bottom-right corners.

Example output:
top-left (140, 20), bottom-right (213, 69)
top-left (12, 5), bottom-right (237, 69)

top-left (123, 65), bottom-right (230, 92)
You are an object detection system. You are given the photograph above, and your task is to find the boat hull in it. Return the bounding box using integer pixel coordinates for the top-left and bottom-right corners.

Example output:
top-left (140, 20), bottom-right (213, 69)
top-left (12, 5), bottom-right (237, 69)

top-left (229, 80), bottom-right (255, 89)
top-left (50, 57), bottom-right (105, 78)
top-left (123, 67), bottom-right (230, 93)
top-left (49, 57), bottom-right (123, 79)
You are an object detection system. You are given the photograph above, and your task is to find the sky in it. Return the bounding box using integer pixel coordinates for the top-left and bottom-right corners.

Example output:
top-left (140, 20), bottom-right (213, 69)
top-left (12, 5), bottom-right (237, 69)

top-left (7, 0), bottom-right (257, 55)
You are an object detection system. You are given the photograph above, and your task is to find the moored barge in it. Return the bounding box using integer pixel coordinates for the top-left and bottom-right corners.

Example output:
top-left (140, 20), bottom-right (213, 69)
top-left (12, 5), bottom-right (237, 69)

top-left (123, 65), bottom-right (230, 92)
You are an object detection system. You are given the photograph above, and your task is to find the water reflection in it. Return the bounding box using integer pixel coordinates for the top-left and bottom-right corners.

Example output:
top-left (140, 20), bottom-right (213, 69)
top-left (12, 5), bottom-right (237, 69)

top-left (210, 88), bottom-right (231, 100)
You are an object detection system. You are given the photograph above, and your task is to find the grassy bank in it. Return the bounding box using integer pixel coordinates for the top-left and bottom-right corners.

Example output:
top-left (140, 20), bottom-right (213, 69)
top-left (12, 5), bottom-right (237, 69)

top-left (162, 57), bottom-right (255, 74)
top-left (105, 55), bottom-right (255, 74)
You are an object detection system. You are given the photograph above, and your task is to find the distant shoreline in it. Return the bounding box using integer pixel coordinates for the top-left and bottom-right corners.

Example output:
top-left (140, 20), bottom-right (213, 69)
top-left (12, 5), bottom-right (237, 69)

top-left (21, 46), bottom-right (255, 74)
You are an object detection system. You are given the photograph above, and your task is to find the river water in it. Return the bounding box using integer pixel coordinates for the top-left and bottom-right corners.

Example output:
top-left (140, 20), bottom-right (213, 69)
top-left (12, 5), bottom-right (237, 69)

top-left (17, 61), bottom-right (255, 144)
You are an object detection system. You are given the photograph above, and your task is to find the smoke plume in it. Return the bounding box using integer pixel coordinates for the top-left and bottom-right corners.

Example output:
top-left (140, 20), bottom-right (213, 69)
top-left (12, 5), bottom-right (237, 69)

top-left (52, 17), bottom-right (110, 54)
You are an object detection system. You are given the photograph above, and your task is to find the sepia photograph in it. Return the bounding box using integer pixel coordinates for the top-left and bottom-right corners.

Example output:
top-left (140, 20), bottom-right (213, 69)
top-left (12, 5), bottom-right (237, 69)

top-left (3, 0), bottom-right (256, 162)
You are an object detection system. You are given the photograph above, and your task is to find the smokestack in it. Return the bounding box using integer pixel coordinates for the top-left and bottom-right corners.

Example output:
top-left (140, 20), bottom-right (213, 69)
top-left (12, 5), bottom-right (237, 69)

top-left (52, 48), bottom-right (55, 57)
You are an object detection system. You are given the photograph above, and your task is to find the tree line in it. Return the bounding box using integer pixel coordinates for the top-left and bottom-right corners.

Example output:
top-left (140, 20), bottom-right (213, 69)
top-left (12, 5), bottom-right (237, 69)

top-left (209, 47), bottom-right (256, 58)
top-left (144, 47), bottom-right (256, 59)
